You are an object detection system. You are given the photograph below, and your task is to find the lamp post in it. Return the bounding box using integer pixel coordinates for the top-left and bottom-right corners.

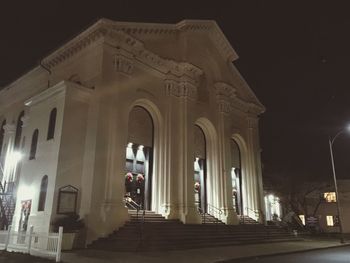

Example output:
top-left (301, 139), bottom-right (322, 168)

top-left (328, 126), bottom-right (350, 244)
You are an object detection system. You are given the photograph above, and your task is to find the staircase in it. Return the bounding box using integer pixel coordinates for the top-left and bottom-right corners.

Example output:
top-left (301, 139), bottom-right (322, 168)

top-left (201, 213), bottom-right (225, 224)
top-left (239, 215), bottom-right (260, 225)
top-left (0, 181), bottom-right (16, 230)
top-left (89, 210), bottom-right (300, 252)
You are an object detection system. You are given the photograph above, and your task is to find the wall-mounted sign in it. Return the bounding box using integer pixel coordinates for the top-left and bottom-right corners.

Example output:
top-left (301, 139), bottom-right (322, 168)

top-left (57, 185), bottom-right (78, 214)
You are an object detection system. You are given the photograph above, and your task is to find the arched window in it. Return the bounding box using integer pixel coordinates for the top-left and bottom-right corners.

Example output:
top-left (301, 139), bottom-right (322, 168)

top-left (47, 108), bottom-right (57, 140)
top-left (38, 175), bottom-right (48, 211)
top-left (29, 129), bottom-right (39, 160)
top-left (0, 119), bottom-right (6, 157)
top-left (14, 111), bottom-right (24, 149)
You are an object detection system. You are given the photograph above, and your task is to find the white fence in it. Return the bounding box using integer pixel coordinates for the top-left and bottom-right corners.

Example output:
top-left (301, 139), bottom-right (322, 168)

top-left (0, 225), bottom-right (63, 262)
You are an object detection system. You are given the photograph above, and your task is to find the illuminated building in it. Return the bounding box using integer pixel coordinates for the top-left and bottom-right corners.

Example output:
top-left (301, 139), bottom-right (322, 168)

top-left (0, 19), bottom-right (265, 244)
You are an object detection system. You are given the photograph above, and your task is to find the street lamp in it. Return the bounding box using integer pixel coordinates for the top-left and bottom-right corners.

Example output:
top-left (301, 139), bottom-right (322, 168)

top-left (328, 125), bottom-right (350, 244)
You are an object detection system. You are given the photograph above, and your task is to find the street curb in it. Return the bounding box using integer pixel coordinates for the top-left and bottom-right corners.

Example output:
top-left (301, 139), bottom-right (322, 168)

top-left (215, 243), bottom-right (350, 262)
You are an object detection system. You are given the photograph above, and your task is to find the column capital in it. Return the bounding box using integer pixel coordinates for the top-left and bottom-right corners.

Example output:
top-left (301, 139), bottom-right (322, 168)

top-left (3, 123), bottom-right (16, 134)
top-left (165, 78), bottom-right (197, 100)
top-left (21, 115), bottom-right (30, 128)
top-left (214, 82), bottom-right (236, 114)
top-left (113, 48), bottom-right (134, 75)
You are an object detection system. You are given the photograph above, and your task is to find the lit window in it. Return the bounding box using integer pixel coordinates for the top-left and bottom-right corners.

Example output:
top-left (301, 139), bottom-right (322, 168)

top-left (299, 215), bottom-right (305, 225)
top-left (326, 215), bottom-right (334, 226)
top-left (324, 192), bottom-right (337, 202)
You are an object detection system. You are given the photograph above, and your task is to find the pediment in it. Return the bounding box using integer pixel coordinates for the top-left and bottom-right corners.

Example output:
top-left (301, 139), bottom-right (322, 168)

top-left (38, 19), bottom-right (264, 113)
top-left (41, 19), bottom-right (238, 68)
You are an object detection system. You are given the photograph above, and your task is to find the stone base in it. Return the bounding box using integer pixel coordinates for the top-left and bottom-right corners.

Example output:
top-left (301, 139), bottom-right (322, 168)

top-left (86, 200), bottom-right (129, 244)
top-left (180, 205), bottom-right (201, 224)
top-left (223, 209), bottom-right (239, 225)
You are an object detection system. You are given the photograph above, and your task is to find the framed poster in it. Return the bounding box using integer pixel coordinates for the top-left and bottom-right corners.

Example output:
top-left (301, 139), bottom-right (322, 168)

top-left (57, 185), bottom-right (78, 214)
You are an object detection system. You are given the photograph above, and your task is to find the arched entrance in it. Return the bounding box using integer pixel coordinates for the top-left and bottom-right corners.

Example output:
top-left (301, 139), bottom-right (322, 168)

top-left (230, 139), bottom-right (243, 215)
top-left (125, 106), bottom-right (154, 210)
top-left (194, 125), bottom-right (207, 213)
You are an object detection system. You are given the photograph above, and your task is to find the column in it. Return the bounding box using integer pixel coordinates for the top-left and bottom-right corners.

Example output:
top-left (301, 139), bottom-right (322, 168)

top-left (99, 97), bottom-right (129, 236)
top-left (167, 78), bottom-right (201, 224)
top-left (214, 82), bottom-right (239, 224)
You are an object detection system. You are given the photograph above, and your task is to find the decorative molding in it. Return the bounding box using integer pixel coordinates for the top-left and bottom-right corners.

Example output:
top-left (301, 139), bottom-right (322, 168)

top-left (105, 30), bottom-right (203, 83)
top-left (165, 78), bottom-right (197, 100)
top-left (42, 25), bottom-right (108, 68)
top-left (214, 81), bottom-right (264, 115)
top-left (113, 48), bottom-right (134, 75)
top-left (40, 19), bottom-right (219, 79)
top-left (176, 20), bottom-right (238, 62)
top-left (214, 82), bottom-right (236, 114)
top-left (214, 82), bottom-right (236, 99)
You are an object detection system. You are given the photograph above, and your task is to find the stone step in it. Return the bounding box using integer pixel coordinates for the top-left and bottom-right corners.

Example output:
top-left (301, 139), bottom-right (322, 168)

top-left (89, 210), bottom-right (297, 252)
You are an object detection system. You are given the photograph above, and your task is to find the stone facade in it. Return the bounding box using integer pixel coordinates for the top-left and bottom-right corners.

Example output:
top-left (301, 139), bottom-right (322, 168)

top-left (0, 19), bottom-right (265, 244)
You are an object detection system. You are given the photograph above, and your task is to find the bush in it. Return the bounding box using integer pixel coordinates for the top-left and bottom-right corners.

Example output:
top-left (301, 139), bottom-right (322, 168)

top-left (52, 214), bottom-right (84, 233)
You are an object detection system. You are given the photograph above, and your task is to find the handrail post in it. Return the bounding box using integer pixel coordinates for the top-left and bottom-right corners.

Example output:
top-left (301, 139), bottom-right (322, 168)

top-left (56, 226), bottom-right (63, 262)
top-left (5, 225), bottom-right (11, 251)
top-left (27, 225), bottom-right (34, 254)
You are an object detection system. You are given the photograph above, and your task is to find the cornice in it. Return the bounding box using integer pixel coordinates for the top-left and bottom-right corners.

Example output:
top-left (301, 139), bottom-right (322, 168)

top-left (214, 82), bottom-right (265, 115)
top-left (25, 81), bottom-right (67, 107)
top-left (40, 19), bottom-right (237, 71)
top-left (106, 19), bottom-right (238, 62)
top-left (176, 20), bottom-right (238, 62)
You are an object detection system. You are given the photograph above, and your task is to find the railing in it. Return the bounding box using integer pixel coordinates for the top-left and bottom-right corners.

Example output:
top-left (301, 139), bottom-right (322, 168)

top-left (123, 197), bottom-right (145, 251)
top-left (0, 225), bottom-right (63, 262)
top-left (207, 203), bottom-right (223, 224)
top-left (242, 207), bottom-right (264, 224)
top-left (197, 204), bottom-right (224, 225)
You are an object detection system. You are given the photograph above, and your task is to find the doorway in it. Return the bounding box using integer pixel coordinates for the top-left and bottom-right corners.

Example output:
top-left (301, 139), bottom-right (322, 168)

top-left (230, 139), bottom-right (243, 215)
top-left (125, 106), bottom-right (154, 210)
top-left (194, 125), bottom-right (207, 213)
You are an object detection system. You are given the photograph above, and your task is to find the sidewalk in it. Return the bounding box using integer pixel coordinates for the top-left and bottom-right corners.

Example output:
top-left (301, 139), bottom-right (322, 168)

top-left (62, 239), bottom-right (349, 263)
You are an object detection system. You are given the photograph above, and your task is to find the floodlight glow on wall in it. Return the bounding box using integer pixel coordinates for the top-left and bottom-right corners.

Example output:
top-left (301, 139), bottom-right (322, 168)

top-left (17, 184), bottom-right (34, 201)
top-left (3, 150), bottom-right (22, 182)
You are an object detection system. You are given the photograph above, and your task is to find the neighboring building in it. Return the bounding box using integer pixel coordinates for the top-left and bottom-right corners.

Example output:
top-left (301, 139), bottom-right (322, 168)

top-left (264, 193), bottom-right (282, 222)
top-left (300, 180), bottom-right (350, 233)
top-left (0, 19), bottom-right (265, 244)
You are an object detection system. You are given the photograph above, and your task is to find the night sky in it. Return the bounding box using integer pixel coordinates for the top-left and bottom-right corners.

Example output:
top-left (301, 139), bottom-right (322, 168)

top-left (1, 1), bottom-right (350, 184)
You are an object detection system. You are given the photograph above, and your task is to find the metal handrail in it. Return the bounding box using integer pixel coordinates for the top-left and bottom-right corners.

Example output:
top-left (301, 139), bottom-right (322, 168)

top-left (243, 207), bottom-right (262, 224)
top-left (123, 197), bottom-right (145, 250)
top-left (207, 203), bottom-right (223, 226)
top-left (123, 197), bottom-right (141, 209)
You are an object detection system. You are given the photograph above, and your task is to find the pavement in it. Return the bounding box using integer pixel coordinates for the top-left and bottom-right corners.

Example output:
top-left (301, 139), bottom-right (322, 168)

top-left (223, 245), bottom-right (350, 263)
top-left (61, 238), bottom-right (350, 263)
